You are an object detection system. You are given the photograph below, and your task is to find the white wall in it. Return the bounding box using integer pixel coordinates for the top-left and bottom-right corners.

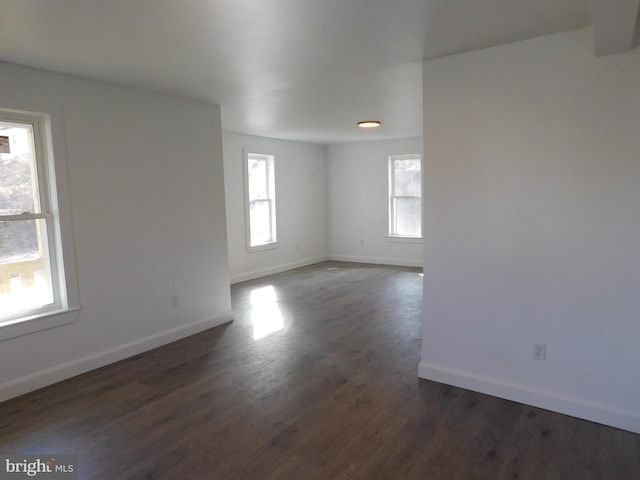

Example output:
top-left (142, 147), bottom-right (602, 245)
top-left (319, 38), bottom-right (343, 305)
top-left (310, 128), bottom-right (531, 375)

top-left (223, 132), bottom-right (328, 283)
top-left (327, 138), bottom-right (423, 267)
top-left (419, 28), bottom-right (640, 433)
top-left (0, 62), bottom-right (232, 401)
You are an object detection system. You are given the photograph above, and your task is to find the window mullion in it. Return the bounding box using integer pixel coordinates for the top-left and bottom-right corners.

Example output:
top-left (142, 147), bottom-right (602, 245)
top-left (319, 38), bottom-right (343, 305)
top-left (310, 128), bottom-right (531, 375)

top-left (394, 195), bottom-right (421, 201)
top-left (0, 213), bottom-right (47, 222)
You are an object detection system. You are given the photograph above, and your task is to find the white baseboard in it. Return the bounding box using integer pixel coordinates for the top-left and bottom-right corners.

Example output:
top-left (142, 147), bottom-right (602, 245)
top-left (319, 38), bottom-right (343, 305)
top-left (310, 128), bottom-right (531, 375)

top-left (230, 256), bottom-right (328, 284)
top-left (230, 255), bottom-right (422, 284)
top-left (0, 310), bottom-right (234, 403)
top-left (418, 361), bottom-right (640, 435)
top-left (328, 254), bottom-right (422, 268)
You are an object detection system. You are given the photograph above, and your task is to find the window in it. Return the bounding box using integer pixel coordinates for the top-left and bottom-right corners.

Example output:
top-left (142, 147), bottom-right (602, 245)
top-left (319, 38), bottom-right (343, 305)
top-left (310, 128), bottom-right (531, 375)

top-left (389, 154), bottom-right (422, 238)
top-left (245, 152), bottom-right (277, 249)
top-left (0, 110), bottom-right (67, 324)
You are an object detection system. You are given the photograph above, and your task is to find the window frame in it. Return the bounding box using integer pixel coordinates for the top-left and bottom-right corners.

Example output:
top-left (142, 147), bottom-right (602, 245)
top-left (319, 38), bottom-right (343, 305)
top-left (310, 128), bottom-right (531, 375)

top-left (0, 100), bottom-right (80, 341)
top-left (244, 151), bottom-right (278, 252)
top-left (388, 153), bottom-right (423, 240)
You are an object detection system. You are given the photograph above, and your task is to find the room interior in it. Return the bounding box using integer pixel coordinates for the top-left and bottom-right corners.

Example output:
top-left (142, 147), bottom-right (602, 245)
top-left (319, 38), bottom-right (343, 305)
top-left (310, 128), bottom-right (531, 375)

top-left (0, 0), bottom-right (639, 448)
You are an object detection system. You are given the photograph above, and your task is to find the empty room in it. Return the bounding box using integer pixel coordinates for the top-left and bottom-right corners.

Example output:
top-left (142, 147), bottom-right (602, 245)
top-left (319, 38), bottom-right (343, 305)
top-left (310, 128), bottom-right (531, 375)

top-left (1, 1), bottom-right (639, 479)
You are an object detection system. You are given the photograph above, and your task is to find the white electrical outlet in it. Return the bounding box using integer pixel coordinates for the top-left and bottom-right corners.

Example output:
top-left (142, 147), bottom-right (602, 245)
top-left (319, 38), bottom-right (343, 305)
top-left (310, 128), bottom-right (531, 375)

top-left (533, 343), bottom-right (547, 361)
top-left (171, 295), bottom-right (179, 308)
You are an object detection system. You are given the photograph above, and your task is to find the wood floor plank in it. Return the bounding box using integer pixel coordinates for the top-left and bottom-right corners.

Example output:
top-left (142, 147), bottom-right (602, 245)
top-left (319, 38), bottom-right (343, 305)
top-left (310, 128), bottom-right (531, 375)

top-left (1, 261), bottom-right (638, 479)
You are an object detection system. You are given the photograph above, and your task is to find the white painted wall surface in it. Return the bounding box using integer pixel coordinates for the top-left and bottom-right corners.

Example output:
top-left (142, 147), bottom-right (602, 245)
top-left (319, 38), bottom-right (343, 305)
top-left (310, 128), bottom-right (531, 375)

top-left (223, 132), bottom-right (328, 283)
top-left (0, 62), bottom-right (232, 401)
top-left (419, 29), bottom-right (640, 433)
top-left (327, 138), bottom-right (423, 267)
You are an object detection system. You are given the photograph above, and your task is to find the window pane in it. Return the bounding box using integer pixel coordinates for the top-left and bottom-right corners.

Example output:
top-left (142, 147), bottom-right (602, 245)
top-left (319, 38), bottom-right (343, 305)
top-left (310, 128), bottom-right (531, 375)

top-left (249, 200), bottom-right (272, 245)
top-left (0, 219), bottom-right (54, 316)
top-left (0, 123), bottom-right (39, 215)
top-left (394, 197), bottom-right (421, 237)
top-left (394, 159), bottom-right (421, 197)
top-left (248, 158), bottom-right (268, 200)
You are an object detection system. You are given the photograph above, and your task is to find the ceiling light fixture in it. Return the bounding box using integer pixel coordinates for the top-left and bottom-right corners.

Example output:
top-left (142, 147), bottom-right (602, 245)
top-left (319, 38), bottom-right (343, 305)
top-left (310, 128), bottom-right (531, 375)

top-left (357, 120), bottom-right (381, 128)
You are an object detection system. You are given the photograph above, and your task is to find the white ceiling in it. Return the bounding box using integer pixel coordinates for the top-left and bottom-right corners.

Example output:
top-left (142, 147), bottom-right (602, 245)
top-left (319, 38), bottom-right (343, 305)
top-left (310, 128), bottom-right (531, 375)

top-left (0, 0), bottom-right (637, 144)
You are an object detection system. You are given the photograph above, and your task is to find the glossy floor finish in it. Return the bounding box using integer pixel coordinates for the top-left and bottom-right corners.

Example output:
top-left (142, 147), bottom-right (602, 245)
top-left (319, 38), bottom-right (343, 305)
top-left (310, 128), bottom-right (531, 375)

top-left (1, 262), bottom-right (638, 479)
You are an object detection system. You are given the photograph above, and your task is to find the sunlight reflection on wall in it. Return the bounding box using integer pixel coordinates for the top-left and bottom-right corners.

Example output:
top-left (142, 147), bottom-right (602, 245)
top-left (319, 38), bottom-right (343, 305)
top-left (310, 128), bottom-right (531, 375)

top-left (249, 285), bottom-right (284, 340)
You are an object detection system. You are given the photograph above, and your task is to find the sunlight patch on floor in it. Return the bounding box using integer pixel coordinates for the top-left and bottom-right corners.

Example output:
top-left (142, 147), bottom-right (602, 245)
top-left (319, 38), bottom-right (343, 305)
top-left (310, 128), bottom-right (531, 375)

top-left (249, 285), bottom-right (284, 340)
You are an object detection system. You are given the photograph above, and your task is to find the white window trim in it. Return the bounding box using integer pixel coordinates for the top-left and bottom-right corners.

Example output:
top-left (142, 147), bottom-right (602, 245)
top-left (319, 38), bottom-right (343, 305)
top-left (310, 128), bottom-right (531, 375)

top-left (388, 153), bottom-right (423, 240)
top-left (243, 150), bottom-right (278, 252)
top-left (385, 235), bottom-right (423, 244)
top-left (246, 241), bottom-right (280, 253)
top-left (0, 97), bottom-right (80, 342)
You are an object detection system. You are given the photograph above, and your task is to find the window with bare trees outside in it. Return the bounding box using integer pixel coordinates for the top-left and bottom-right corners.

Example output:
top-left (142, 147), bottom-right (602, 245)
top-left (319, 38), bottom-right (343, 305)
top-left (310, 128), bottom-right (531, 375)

top-left (1, 110), bottom-right (66, 324)
top-left (389, 154), bottom-right (422, 238)
top-left (245, 152), bottom-right (277, 251)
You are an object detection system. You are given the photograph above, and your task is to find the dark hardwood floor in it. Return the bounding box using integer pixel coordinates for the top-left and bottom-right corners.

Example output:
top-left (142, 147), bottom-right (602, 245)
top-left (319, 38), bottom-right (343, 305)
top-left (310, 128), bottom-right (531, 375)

top-left (1, 261), bottom-right (638, 479)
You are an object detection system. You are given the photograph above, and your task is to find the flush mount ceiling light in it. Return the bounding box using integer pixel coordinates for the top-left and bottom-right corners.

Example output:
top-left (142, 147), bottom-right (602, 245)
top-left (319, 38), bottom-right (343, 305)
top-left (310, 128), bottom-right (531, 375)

top-left (357, 120), bottom-right (381, 128)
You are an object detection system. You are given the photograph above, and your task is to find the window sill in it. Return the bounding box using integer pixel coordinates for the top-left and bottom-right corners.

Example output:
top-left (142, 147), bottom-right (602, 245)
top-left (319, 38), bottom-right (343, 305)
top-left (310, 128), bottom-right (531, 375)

top-left (386, 235), bottom-right (423, 244)
top-left (0, 306), bottom-right (81, 342)
top-left (247, 241), bottom-right (279, 253)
